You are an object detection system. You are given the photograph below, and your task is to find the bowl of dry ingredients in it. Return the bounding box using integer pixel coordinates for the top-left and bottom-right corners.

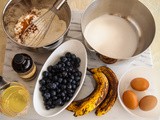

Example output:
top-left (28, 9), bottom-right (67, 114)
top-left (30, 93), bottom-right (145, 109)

top-left (81, 0), bottom-right (155, 62)
top-left (2, 0), bottom-right (71, 49)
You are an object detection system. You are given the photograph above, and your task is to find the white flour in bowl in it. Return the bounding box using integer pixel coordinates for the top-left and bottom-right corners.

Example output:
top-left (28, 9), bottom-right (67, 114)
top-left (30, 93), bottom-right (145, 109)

top-left (14, 8), bottom-right (66, 47)
top-left (84, 14), bottom-right (139, 59)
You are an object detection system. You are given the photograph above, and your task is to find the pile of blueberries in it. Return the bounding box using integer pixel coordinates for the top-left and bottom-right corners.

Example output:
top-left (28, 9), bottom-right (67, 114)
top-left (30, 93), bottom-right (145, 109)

top-left (39, 52), bottom-right (82, 110)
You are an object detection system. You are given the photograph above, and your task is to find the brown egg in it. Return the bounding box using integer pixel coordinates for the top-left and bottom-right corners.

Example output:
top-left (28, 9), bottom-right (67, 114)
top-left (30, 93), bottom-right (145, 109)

top-left (130, 78), bottom-right (149, 91)
top-left (139, 95), bottom-right (157, 111)
top-left (122, 90), bottom-right (138, 110)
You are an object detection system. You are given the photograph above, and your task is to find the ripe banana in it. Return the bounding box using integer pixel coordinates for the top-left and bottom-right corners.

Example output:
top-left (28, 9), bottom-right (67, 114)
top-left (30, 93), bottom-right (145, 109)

top-left (66, 98), bottom-right (86, 112)
top-left (67, 90), bottom-right (98, 112)
top-left (90, 66), bottom-right (118, 116)
top-left (72, 72), bottom-right (109, 117)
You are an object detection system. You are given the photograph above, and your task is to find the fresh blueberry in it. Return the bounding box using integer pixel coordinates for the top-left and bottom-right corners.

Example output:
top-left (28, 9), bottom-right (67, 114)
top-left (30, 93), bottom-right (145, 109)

top-left (60, 67), bottom-right (65, 71)
top-left (53, 75), bottom-right (58, 81)
top-left (43, 92), bottom-right (51, 99)
top-left (59, 101), bottom-right (65, 106)
top-left (46, 79), bottom-right (51, 84)
top-left (39, 79), bottom-right (46, 85)
top-left (65, 52), bottom-right (72, 58)
top-left (66, 61), bottom-right (71, 67)
top-left (50, 91), bottom-right (56, 96)
top-left (61, 56), bottom-right (68, 63)
top-left (71, 61), bottom-right (75, 65)
top-left (61, 85), bottom-right (66, 90)
top-left (63, 90), bottom-right (67, 94)
top-left (51, 69), bottom-right (56, 73)
top-left (67, 78), bottom-right (72, 83)
top-left (76, 81), bottom-right (80, 87)
top-left (39, 86), bottom-right (46, 92)
top-left (72, 84), bottom-right (77, 90)
top-left (78, 71), bottom-right (82, 77)
top-left (71, 54), bottom-right (76, 60)
top-left (45, 105), bottom-right (50, 110)
top-left (52, 65), bottom-right (58, 69)
top-left (74, 63), bottom-right (80, 68)
top-left (68, 72), bottom-right (72, 77)
top-left (75, 76), bottom-right (81, 82)
top-left (62, 96), bottom-right (66, 101)
top-left (61, 63), bottom-right (65, 67)
top-left (47, 65), bottom-right (53, 72)
top-left (68, 93), bottom-right (73, 97)
top-left (67, 84), bottom-right (72, 89)
top-left (68, 67), bottom-right (73, 72)
top-left (75, 57), bottom-right (81, 64)
top-left (61, 92), bottom-right (65, 97)
top-left (72, 80), bottom-right (76, 84)
top-left (58, 74), bottom-right (63, 78)
top-left (46, 99), bottom-right (52, 106)
top-left (57, 63), bottom-right (62, 68)
top-left (51, 83), bottom-right (57, 89)
top-left (63, 79), bottom-right (67, 84)
top-left (42, 71), bottom-right (49, 77)
top-left (66, 97), bottom-right (70, 102)
top-left (70, 75), bottom-right (74, 80)
top-left (62, 71), bottom-right (68, 77)
top-left (67, 89), bottom-right (74, 94)
top-left (51, 104), bottom-right (56, 109)
top-left (57, 89), bottom-right (61, 93)
top-left (56, 99), bottom-right (63, 106)
top-left (55, 82), bottom-right (59, 86)
top-left (52, 96), bottom-right (58, 100)
top-left (58, 78), bottom-right (63, 83)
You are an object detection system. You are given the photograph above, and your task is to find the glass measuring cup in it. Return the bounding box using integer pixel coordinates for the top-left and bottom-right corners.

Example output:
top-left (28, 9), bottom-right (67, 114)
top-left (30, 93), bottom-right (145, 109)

top-left (0, 76), bottom-right (30, 117)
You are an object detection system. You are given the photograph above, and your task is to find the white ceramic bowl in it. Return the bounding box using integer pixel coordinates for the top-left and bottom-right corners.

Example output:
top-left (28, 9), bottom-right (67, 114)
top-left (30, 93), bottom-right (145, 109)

top-left (118, 66), bottom-right (160, 118)
top-left (33, 39), bottom-right (87, 117)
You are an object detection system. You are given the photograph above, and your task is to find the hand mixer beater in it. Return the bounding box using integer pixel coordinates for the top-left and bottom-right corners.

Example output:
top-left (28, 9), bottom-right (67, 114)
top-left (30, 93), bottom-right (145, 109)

top-left (21, 0), bottom-right (67, 47)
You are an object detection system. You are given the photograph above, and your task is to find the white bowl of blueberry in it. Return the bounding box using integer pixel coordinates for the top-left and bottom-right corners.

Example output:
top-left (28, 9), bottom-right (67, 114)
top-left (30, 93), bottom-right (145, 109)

top-left (33, 40), bottom-right (87, 117)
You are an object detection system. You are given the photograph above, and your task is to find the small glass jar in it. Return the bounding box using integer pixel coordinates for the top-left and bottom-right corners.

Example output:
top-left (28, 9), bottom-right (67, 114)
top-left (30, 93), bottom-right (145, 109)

top-left (0, 76), bottom-right (30, 117)
top-left (12, 53), bottom-right (37, 81)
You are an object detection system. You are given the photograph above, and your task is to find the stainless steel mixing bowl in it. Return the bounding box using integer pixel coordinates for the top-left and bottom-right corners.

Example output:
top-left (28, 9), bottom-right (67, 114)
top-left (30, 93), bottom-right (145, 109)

top-left (2, 0), bottom-right (71, 49)
top-left (81, 0), bottom-right (156, 61)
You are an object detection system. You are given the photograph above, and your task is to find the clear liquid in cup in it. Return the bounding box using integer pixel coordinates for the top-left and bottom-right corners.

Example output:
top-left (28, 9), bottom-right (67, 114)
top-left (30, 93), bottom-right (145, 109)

top-left (0, 82), bottom-right (30, 117)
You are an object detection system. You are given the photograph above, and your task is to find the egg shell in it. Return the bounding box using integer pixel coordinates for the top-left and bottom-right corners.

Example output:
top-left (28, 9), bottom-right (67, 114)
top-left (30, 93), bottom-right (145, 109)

top-left (130, 78), bottom-right (149, 91)
top-left (122, 90), bottom-right (138, 110)
top-left (139, 95), bottom-right (157, 111)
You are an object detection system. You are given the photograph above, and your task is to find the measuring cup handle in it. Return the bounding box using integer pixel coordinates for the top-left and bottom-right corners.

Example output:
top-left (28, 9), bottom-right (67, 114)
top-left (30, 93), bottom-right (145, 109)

top-left (0, 76), bottom-right (9, 90)
top-left (0, 76), bottom-right (7, 86)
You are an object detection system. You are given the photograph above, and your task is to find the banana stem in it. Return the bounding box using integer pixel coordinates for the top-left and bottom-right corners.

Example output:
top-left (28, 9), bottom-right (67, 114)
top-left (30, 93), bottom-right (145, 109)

top-left (87, 68), bottom-right (93, 74)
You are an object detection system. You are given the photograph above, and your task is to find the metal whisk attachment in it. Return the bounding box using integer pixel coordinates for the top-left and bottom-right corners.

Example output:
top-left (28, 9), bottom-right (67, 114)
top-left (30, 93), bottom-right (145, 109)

top-left (22, 0), bottom-right (67, 47)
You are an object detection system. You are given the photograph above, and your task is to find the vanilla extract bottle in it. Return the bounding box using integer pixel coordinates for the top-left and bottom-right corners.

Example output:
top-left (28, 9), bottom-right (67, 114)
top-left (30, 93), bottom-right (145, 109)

top-left (12, 53), bottom-right (37, 81)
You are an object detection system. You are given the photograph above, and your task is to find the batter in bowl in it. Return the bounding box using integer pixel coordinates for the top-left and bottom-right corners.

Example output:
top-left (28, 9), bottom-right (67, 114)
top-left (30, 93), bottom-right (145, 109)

top-left (14, 8), bottom-right (66, 47)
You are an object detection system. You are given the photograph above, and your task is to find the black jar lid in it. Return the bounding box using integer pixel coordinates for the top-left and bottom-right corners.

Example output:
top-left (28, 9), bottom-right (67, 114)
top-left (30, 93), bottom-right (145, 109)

top-left (13, 54), bottom-right (25, 64)
top-left (12, 53), bottom-right (33, 73)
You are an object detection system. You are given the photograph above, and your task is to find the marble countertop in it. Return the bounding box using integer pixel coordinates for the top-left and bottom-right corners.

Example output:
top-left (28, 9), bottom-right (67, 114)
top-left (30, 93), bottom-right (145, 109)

top-left (0, 0), bottom-right (160, 119)
top-left (1, 11), bottom-right (158, 120)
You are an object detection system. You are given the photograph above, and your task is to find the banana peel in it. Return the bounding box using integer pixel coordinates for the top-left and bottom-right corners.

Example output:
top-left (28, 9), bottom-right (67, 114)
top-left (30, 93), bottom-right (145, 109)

top-left (67, 72), bottom-right (109, 117)
top-left (66, 66), bottom-right (118, 117)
